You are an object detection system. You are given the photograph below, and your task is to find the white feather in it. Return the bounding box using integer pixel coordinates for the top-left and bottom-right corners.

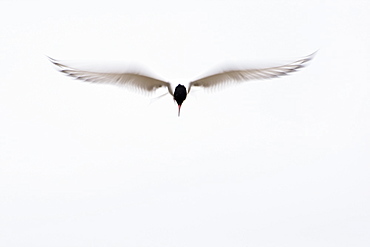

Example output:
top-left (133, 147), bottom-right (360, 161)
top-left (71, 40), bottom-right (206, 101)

top-left (188, 52), bottom-right (316, 93)
top-left (49, 57), bottom-right (174, 96)
top-left (49, 52), bottom-right (316, 98)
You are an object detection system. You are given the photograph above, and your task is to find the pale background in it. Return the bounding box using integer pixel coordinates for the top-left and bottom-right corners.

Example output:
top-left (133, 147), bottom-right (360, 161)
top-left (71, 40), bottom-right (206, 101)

top-left (1, 0), bottom-right (369, 246)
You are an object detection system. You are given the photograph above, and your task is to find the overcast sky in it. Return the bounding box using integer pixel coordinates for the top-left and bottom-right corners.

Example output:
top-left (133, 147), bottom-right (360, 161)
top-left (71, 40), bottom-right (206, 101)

top-left (1, 0), bottom-right (369, 246)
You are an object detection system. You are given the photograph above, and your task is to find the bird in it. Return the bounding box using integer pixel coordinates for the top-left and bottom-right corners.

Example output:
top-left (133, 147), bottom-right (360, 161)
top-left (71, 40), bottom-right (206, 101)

top-left (49, 52), bottom-right (315, 116)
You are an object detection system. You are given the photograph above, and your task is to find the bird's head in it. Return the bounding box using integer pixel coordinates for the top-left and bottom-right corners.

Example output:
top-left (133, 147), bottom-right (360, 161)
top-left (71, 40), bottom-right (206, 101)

top-left (174, 84), bottom-right (187, 116)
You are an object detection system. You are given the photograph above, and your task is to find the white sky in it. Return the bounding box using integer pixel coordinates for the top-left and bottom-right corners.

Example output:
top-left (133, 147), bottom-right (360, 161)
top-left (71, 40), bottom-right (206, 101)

top-left (1, 0), bottom-right (369, 246)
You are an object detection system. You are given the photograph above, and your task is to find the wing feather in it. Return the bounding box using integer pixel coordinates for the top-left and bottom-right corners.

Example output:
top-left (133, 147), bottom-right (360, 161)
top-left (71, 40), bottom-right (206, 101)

top-left (49, 57), bottom-right (173, 96)
top-left (188, 52), bottom-right (316, 93)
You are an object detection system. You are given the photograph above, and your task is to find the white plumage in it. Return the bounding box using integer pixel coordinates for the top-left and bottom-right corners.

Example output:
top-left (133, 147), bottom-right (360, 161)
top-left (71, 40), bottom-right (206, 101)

top-left (49, 52), bottom-right (315, 116)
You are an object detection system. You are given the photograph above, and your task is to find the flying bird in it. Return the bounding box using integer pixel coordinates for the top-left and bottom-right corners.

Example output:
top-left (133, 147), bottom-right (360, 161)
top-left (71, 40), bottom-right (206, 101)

top-left (49, 52), bottom-right (315, 116)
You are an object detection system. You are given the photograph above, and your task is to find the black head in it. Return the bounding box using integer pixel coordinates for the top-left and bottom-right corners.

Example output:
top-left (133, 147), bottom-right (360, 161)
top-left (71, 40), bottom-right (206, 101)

top-left (173, 84), bottom-right (187, 116)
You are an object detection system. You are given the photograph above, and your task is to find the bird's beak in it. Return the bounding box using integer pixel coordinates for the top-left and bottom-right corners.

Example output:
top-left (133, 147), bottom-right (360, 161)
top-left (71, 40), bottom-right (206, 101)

top-left (178, 104), bottom-right (181, 117)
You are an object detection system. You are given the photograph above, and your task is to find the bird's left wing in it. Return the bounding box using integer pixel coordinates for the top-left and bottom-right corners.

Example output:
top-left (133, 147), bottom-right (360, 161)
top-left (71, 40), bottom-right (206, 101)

top-left (49, 57), bottom-right (174, 96)
top-left (188, 52), bottom-right (315, 93)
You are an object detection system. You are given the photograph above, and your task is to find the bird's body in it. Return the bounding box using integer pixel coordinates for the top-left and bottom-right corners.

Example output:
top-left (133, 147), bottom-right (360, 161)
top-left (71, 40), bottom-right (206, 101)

top-left (49, 52), bottom-right (315, 116)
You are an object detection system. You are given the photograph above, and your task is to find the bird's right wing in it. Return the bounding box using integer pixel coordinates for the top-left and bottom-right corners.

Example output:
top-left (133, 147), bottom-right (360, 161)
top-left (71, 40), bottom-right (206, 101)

top-left (188, 52), bottom-right (315, 93)
top-left (49, 57), bottom-right (174, 96)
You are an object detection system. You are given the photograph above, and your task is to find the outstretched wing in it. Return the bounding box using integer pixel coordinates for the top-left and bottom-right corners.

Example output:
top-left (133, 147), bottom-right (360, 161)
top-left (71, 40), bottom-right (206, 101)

top-left (188, 52), bottom-right (315, 93)
top-left (49, 57), bottom-right (173, 96)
